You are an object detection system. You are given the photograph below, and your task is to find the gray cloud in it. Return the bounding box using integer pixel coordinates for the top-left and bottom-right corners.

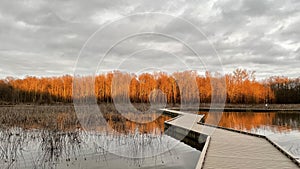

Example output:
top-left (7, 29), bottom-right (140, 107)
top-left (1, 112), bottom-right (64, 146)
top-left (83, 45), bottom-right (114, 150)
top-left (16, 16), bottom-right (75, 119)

top-left (0, 0), bottom-right (299, 79)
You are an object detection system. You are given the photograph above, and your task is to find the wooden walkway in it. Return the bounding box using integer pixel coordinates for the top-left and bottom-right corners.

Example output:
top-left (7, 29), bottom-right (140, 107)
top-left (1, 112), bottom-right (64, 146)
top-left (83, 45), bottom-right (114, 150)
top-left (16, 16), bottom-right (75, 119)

top-left (161, 109), bottom-right (299, 169)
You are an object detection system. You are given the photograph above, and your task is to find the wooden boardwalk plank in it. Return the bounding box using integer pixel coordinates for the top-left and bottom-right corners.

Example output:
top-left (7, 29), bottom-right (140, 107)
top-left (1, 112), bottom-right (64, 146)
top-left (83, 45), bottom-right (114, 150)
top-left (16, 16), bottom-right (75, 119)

top-left (204, 129), bottom-right (299, 168)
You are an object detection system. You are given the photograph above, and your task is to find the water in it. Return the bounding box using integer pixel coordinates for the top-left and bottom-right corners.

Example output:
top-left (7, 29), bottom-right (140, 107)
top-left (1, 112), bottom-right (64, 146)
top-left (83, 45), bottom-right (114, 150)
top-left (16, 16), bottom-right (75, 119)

top-left (0, 106), bottom-right (200, 169)
top-left (199, 111), bottom-right (300, 159)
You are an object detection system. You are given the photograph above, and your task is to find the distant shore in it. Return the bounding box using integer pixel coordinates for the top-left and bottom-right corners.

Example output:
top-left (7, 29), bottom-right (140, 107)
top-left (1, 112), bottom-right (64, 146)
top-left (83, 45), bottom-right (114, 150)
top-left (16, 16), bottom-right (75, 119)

top-left (168, 103), bottom-right (300, 112)
top-left (1, 103), bottom-right (300, 112)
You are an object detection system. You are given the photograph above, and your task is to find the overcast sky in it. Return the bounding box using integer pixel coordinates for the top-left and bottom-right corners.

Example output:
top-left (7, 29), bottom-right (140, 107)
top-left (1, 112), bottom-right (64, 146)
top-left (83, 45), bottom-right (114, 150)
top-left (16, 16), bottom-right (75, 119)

top-left (0, 0), bottom-right (299, 79)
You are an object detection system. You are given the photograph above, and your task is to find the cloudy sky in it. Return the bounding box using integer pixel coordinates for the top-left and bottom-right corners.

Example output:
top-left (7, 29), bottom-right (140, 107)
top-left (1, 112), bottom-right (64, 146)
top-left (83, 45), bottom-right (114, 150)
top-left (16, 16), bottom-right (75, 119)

top-left (0, 0), bottom-right (299, 79)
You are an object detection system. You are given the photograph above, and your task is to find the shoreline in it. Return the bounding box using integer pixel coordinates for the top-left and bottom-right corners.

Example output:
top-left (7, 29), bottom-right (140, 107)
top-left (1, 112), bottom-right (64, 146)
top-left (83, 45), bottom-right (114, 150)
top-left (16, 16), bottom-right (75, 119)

top-left (1, 103), bottom-right (300, 112)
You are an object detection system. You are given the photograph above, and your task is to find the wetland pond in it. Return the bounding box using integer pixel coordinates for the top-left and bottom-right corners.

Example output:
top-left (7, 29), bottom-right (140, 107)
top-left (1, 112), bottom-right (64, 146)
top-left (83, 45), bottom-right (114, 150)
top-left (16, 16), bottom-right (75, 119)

top-left (0, 105), bottom-right (200, 169)
top-left (3, 105), bottom-right (298, 169)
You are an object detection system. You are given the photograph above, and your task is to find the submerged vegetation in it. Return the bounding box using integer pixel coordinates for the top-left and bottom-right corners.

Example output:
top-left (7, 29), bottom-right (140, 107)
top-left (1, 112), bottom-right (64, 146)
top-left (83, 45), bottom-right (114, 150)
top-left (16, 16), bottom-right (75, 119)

top-left (0, 104), bottom-right (177, 169)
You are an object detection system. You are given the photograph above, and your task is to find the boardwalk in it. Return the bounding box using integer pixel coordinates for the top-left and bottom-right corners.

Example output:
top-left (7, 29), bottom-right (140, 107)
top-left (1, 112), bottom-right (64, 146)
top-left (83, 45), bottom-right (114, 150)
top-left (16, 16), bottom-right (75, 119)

top-left (162, 109), bottom-right (299, 169)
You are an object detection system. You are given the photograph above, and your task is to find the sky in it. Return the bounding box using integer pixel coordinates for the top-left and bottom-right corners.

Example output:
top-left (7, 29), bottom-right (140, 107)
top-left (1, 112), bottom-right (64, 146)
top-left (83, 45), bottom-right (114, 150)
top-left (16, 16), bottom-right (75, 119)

top-left (0, 0), bottom-right (299, 79)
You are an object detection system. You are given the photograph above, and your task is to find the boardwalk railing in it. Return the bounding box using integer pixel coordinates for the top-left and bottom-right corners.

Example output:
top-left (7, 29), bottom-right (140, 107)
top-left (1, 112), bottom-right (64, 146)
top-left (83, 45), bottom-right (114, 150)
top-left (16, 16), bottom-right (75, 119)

top-left (195, 136), bottom-right (211, 169)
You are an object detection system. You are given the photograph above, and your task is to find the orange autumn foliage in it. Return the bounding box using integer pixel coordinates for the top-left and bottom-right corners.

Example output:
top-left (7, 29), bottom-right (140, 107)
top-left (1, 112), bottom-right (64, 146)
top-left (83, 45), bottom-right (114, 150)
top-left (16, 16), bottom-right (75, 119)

top-left (0, 69), bottom-right (280, 104)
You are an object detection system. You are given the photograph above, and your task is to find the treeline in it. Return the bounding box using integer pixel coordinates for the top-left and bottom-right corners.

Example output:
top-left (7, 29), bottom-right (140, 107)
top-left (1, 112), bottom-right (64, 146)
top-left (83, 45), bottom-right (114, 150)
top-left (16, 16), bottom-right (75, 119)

top-left (0, 75), bottom-right (73, 104)
top-left (267, 76), bottom-right (300, 104)
top-left (0, 69), bottom-right (299, 104)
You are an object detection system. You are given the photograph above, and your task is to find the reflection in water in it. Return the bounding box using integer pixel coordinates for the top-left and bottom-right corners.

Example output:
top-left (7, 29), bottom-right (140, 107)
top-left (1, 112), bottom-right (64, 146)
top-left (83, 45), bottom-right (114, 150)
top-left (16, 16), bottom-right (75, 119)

top-left (0, 128), bottom-right (200, 169)
top-left (38, 130), bottom-right (82, 168)
top-left (0, 128), bottom-right (83, 169)
top-left (0, 106), bottom-right (200, 169)
top-left (200, 111), bottom-right (300, 158)
top-left (200, 112), bottom-right (300, 133)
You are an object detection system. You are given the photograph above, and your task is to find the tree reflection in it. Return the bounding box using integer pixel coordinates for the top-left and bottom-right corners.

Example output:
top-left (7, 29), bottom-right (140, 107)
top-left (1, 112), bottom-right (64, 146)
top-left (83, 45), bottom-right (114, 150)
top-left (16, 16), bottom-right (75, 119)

top-left (200, 111), bottom-right (300, 133)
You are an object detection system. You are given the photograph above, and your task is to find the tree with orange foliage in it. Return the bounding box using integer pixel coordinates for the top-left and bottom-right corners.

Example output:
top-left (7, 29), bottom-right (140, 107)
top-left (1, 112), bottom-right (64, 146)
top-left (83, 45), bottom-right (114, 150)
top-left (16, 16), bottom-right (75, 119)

top-left (0, 69), bottom-right (289, 105)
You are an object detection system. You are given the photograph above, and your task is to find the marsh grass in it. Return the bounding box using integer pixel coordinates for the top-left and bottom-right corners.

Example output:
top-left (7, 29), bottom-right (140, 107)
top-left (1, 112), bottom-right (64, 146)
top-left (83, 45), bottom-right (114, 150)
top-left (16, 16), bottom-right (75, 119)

top-left (0, 104), bottom-right (173, 169)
